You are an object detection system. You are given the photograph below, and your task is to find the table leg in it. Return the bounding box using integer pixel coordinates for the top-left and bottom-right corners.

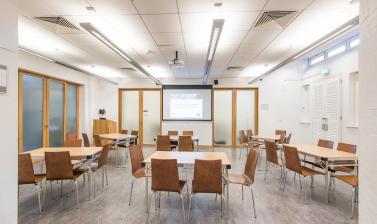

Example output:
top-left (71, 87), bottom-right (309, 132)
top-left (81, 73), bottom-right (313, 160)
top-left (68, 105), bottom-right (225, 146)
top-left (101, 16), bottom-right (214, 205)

top-left (88, 163), bottom-right (92, 200)
top-left (145, 164), bottom-right (149, 213)
top-left (325, 160), bottom-right (329, 203)
top-left (226, 168), bottom-right (229, 218)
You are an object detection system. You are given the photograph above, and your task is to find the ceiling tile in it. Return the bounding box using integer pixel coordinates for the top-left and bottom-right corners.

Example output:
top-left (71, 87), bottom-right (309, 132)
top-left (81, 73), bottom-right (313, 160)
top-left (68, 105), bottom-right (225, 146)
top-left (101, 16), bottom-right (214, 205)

top-left (177, 0), bottom-right (267, 13)
top-left (264, 0), bottom-right (312, 10)
top-left (142, 14), bottom-right (181, 33)
top-left (17, 0), bottom-right (59, 16)
top-left (152, 33), bottom-right (184, 46)
top-left (41, 0), bottom-right (92, 16)
top-left (133, 0), bottom-right (177, 14)
top-left (87, 0), bottom-right (136, 15)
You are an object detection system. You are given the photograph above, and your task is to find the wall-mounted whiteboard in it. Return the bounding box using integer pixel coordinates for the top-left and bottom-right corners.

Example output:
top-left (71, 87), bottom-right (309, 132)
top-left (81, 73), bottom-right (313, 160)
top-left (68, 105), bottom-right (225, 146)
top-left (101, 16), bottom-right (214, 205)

top-left (0, 65), bottom-right (7, 93)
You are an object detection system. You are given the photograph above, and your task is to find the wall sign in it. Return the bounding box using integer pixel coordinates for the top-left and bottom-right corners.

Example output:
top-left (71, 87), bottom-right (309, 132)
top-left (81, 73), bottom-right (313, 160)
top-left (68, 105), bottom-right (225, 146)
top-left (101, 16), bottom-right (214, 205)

top-left (0, 65), bottom-right (7, 93)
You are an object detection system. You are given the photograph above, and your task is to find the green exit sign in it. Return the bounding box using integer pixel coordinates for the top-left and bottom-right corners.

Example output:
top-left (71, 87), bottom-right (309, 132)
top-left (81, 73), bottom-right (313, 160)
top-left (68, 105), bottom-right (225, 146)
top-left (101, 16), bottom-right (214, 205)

top-left (321, 67), bottom-right (330, 76)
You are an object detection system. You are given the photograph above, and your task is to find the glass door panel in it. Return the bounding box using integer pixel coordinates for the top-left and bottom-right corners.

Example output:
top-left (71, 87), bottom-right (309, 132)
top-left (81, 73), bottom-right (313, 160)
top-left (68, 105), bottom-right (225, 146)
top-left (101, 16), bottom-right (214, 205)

top-left (213, 90), bottom-right (232, 145)
top-left (22, 74), bottom-right (44, 151)
top-left (49, 80), bottom-right (64, 147)
top-left (122, 91), bottom-right (139, 133)
top-left (66, 84), bottom-right (77, 141)
top-left (142, 91), bottom-right (161, 144)
top-left (236, 90), bottom-right (256, 144)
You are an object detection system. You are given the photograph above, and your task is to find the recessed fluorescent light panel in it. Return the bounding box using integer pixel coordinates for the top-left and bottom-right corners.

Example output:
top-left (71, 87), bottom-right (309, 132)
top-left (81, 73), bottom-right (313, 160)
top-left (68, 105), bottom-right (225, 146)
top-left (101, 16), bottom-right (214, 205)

top-left (309, 54), bottom-right (325, 65)
top-left (349, 38), bottom-right (359, 48)
top-left (203, 19), bottom-right (224, 84)
top-left (327, 44), bottom-right (346, 58)
top-left (80, 23), bottom-right (161, 85)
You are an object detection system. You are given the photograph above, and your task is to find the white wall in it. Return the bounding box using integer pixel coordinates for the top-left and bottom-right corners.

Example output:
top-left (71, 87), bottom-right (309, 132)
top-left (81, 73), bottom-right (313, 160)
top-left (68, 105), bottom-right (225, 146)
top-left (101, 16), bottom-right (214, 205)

top-left (359, 0), bottom-right (377, 222)
top-left (0, 0), bottom-right (18, 223)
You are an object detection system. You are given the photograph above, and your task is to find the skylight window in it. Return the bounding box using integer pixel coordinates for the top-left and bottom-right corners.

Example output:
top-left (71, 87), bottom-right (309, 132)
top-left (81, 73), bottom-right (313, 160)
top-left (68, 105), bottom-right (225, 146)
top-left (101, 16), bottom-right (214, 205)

top-left (310, 54), bottom-right (324, 65)
top-left (349, 38), bottom-right (359, 48)
top-left (328, 45), bottom-right (346, 58)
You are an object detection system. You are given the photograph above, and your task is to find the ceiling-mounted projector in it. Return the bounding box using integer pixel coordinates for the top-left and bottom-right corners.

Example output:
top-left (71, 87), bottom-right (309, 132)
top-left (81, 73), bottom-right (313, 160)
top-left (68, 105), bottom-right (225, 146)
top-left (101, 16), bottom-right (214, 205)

top-left (169, 51), bottom-right (184, 69)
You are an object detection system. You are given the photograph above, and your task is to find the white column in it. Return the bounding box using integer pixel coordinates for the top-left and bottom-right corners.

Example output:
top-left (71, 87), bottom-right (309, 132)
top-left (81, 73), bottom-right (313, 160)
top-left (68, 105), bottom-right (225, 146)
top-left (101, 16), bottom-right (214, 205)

top-left (359, 0), bottom-right (377, 222)
top-left (0, 0), bottom-right (18, 223)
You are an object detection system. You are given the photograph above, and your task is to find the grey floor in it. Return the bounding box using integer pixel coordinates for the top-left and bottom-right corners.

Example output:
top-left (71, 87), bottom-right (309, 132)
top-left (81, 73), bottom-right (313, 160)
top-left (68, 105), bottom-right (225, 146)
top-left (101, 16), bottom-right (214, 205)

top-left (18, 147), bottom-right (358, 224)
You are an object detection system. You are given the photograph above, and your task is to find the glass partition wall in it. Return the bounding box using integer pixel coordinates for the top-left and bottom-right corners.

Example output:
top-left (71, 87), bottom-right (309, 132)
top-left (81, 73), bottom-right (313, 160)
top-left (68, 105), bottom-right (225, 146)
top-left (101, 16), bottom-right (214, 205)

top-left (119, 89), bottom-right (161, 145)
top-left (18, 70), bottom-right (80, 152)
top-left (213, 88), bottom-right (258, 147)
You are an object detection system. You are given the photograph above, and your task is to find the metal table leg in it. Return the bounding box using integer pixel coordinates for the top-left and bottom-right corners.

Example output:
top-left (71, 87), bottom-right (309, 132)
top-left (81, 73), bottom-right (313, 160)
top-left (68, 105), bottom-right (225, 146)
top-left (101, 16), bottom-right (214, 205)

top-left (145, 164), bottom-right (149, 213)
top-left (325, 160), bottom-right (329, 203)
top-left (226, 168), bottom-right (229, 218)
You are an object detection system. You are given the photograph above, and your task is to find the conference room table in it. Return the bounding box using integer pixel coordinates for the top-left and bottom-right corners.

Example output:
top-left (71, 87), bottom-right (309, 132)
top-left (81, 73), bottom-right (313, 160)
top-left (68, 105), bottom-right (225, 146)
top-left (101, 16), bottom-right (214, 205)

top-left (24, 146), bottom-right (103, 199)
top-left (250, 135), bottom-right (281, 142)
top-left (142, 151), bottom-right (231, 215)
top-left (99, 133), bottom-right (138, 167)
top-left (154, 135), bottom-right (200, 151)
top-left (287, 144), bottom-right (358, 203)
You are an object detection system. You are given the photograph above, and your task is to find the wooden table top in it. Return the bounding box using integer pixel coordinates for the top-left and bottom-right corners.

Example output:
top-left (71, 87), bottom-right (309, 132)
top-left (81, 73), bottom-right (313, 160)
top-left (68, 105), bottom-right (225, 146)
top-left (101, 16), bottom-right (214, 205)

top-left (23, 147), bottom-right (103, 159)
top-left (251, 135), bottom-right (281, 141)
top-left (153, 135), bottom-right (199, 141)
top-left (99, 133), bottom-right (137, 140)
top-left (287, 144), bottom-right (358, 161)
top-left (142, 151), bottom-right (231, 168)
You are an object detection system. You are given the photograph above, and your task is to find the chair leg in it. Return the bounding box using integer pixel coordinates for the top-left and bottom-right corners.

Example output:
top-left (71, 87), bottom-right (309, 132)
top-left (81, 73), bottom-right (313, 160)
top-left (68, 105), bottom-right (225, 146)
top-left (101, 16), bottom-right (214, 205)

top-left (239, 148), bottom-right (242, 160)
top-left (74, 180), bottom-right (79, 209)
top-left (351, 187), bottom-right (355, 219)
top-left (264, 161), bottom-right (269, 181)
top-left (180, 193), bottom-right (186, 224)
top-left (93, 172), bottom-right (96, 199)
top-left (242, 185), bottom-right (244, 200)
top-left (299, 174), bottom-right (302, 190)
top-left (220, 193), bottom-right (223, 217)
top-left (102, 168), bottom-right (105, 191)
top-left (282, 171), bottom-right (288, 191)
top-left (128, 178), bottom-right (135, 206)
top-left (49, 181), bottom-right (53, 199)
top-left (304, 176), bottom-right (307, 204)
top-left (42, 181), bottom-right (48, 211)
top-left (250, 186), bottom-right (257, 218)
top-left (105, 167), bottom-right (109, 186)
top-left (188, 193), bottom-right (194, 222)
top-left (36, 184), bottom-right (42, 214)
top-left (60, 180), bottom-right (63, 198)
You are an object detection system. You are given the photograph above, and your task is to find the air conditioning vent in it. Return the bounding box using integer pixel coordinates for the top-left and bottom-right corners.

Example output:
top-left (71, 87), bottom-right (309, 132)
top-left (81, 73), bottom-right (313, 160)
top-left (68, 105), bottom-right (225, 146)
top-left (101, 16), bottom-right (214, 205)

top-left (34, 17), bottom-right (80, 30)
top-left (226, 66), bottom-right (243, 70)
top-left (120, 67), bottom-right (135, 71)
top-left (255, 11), bottom-right (298, 28)
top-left (32, 16), bottom-right (83, 34)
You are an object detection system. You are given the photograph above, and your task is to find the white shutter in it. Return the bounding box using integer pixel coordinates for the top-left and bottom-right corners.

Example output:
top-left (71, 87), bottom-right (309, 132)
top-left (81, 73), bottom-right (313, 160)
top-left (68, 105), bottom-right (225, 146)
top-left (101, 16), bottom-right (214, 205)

top-left (312, 82), bottom-right (324, 142)
top-left (324, 78), bottom-right (341, 144)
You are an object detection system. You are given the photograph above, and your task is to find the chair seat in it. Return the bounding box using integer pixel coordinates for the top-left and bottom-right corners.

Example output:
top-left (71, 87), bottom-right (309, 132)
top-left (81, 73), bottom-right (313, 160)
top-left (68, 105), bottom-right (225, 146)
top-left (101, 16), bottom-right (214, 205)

top-left (34, 174), bottom-right (46, 184)
top-left (223, 173), bottom-right (253, 186)
top-left (301, 166), bottom-right (324, 177)
top-left (335, 175), bottom-right (358, 187)
top-left (71, 160), bottom-right (82, 165)
top-left (73, 170), bottom-right (86, 180)
top-left (133, 168), bottom-right (150, 178)
top-left (329, 166), bottom-right (354, 173)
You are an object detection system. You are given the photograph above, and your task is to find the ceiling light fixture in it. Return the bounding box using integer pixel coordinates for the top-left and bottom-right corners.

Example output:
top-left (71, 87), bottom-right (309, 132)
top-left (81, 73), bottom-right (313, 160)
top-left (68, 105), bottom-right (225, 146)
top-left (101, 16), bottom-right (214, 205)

top-left (18, 47), bottom-right (118, 85)
top-left (203, 19), bottom-right (224, 84)
top-left (248, 16), bottom-right (359, 84)
top-left (80, 23), bottom-right (161, 85)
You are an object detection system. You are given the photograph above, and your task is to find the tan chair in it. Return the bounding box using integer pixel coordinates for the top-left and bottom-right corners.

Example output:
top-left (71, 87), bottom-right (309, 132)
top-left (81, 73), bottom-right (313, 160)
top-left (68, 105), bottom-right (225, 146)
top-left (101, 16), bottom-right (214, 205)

top-left (93, 135), bottom-right (102, 147)
top-left (42, 151), bottom-right (86, 209)
top-left (239, 130), bottom-right (248, 159)
top-left (64, 139), bottom-right (82, 147)
top-left (275, 130), bottom-right (287, 136)
top-left (182, 130), bottom-right (193, 136)
top-left (91, 145), bottom-right (110, 198)
top-left (178, 135), bottom-right (193, 151)
top-left (333, 175), bottom-right (358, 218)
top-left (223, 149), bottom-right (259, 218)
top-left (82, 133), bottom-right (91, 147)
top-left (264, 140), bottom-right (285, 182)
top-left (277, 132), bottom-right (286, 144)
top-left (284, 133), bottom-right (292, 144)
top-left (128, 145), bottom-right (150, 206)
top-left (282, 145), bottom-right (323, 203)
top-left (247, 129), bottom-right (264, 149)
top-left (318, 139), bottom-right (334, 149)
top-left (121, 130), bottom-right (128, 134)
top-left (330, 143), bottom-right (357, 173)
top-left (168, 130), bottom-right (178, 136)
top-left (18, 153), bottom-right (45, 213)
top-left (189, 159), bottom-right (224, 221)
top-left (147, 159), bottom-right (187, 223)
top-left (130, 130), bottom-right (139, 145)
top-left (156, 135), bottom-right (172, 151)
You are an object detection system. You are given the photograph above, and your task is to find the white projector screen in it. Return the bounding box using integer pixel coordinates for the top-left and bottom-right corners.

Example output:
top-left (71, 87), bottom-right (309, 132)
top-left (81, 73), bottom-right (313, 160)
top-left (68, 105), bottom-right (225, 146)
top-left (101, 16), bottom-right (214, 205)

top-left (163, 85), bottom-right (212, 121)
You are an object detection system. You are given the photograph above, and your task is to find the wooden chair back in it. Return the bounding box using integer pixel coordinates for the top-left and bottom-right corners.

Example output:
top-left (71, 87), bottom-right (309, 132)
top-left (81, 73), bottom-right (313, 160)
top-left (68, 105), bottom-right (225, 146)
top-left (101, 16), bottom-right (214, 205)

top-left (82, 133), bottom-right (90, 147)
top-left (93, 135), bottom-right (102, 147)
top-left (284, 133), bottom-right (292, 144)
top-left (283, 145), bottom-right (302, 174)
top-left (239, 130), bottom-right (246, 144)
top-left (182, 131), bottom-right (193, 136)
top-left (178, 135), bottom-right (192, 151)
top-left (64, 139), bottom-right (82, 147)
top-left (192, 159), bottom-right (222, 194)
top-left (244, 149), bottom-right (259, 183)
top-left (156, 135), bottom-right (171, 151)
top-left (246, 129), bottom-right (253, 140)
top-left (131, 130), bottom-right (139, 136)
top-left (277, 132), bottom-right (286, 144)
top-left (264, 140), bottom-right (279, 165)
top-left (18, 153), bottom-right (35, 184)
top-left (317, 139), bottom-right (334, 149)
top-left (97, 145), bottom-right (110, 169)
top-left (121, 130), bottom-right (128, 134)
top-left (45, 151), bottom-right (73, 180)
top-left (151, 159), bottom-right (181, 193)
top-left (275, 130), bottom-right (287, 136)
top-left (129, 145), bottom-right (144, 175)
top-left (168, 131), bottom-right (178, 136)
top-left (337, 143), bottom-right (357, 153)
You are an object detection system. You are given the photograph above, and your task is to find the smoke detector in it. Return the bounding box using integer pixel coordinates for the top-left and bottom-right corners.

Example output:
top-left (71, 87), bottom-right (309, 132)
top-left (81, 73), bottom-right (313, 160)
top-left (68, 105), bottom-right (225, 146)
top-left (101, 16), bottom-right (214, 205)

top-left (168, 51), bottom-right (184, 69)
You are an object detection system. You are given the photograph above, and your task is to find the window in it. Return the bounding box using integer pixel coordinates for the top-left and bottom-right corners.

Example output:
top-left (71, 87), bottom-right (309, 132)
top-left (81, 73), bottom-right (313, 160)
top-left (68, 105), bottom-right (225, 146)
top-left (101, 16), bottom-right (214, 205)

top-left (310, 54), bottom-right (324, 65)
top-left (349, 38), bottom-right (359, 48)
top-left (327, 45), bottom-right (346, 58)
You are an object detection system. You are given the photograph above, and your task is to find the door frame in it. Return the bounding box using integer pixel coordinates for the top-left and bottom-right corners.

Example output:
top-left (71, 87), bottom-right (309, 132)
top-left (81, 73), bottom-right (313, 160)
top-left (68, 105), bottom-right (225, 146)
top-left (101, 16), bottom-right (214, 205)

top-left (18, 69), bottom-right (81, 152)
top-left (118, 88), bottom-right (162, 145)
top-left (212, 87), bottom-right (259, 147)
